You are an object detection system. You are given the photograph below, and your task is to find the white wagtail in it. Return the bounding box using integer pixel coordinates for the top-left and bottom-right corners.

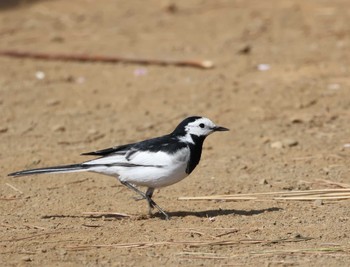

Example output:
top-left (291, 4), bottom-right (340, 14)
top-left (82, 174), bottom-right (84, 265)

top-left (8, 116), bottom-right (229, 219)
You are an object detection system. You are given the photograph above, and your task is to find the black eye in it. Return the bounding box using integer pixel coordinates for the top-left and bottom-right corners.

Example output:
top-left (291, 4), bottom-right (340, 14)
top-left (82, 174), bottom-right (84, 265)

top-left (199, 123), bottom-right (205, 128)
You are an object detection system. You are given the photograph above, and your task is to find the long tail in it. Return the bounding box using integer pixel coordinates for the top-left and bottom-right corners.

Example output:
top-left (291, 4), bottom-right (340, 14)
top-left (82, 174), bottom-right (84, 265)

top-left (8, 163), bottom-right (90, 177)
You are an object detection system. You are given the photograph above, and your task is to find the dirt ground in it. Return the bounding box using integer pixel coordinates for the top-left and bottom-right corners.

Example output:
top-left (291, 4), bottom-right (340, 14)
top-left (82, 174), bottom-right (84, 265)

top-left (1, 0), bottom-right (350, 266)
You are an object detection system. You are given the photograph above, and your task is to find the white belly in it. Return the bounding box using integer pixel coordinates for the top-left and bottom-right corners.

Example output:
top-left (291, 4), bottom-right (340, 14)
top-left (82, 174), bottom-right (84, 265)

top-left (118, 160), bottom-right (189, 188)
top-left (89, 147), bottom-right (191, 188)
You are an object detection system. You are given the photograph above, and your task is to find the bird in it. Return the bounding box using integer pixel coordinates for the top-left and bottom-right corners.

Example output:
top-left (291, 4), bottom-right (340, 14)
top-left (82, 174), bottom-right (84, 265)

top-left (8, 116), bottom-right (229, 219)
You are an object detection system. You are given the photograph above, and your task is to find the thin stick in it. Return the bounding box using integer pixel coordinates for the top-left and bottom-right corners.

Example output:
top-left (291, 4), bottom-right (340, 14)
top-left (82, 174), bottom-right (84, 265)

top-left (0, 232), bottom-right (60, 242)
top-left (65, 236), bottom-right (311, 250)
top-left (215, 230), bottom-right (239, 238)
top-left (66, 178), bottom-right (89, 185)
top-left (0, 50), bottom-right (214, 69)
top-left (0, 197), bottom-right (21, 201)
top-left (22, 224), bottom-right (46, 230)
top-left (250, 247), bottom-right (348, 255)
top-left (82, 212), bottom-right (131, 218)
top-left (314, 179), bottom-right (350, 188)
top-left (5, 183), bottom-right (23, 194)
top-left (179, 188), bottom-right (350, 201)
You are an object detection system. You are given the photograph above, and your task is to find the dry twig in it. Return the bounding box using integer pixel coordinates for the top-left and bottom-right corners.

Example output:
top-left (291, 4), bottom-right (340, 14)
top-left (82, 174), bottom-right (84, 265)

top-left (82, 211), bottom-right (131, 218)
top-left (179, 188), bottom-right (350, 201)
top-left (0, 50), bottom-right (214, 69)
top-left (310, 179), bottom-right (350, 189)
top-left (65, 236), bottom-right (311, 251)
top-left (5, 183), bottom-right (23, 194)
top-left (250, 246), bottom-right (350, 255)
top-left (66, 178), bottom-right (89, 185)
top-left (22, 224), bottom-right (46, 230)
top-left (0, 197), bottom-right (21, 201)
top-left (0, 232), bottom-right (61, 242)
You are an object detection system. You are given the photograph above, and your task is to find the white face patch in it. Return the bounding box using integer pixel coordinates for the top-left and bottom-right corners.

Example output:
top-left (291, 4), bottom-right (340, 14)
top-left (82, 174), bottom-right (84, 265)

top-left (184, 117), bottom-right (217, 137)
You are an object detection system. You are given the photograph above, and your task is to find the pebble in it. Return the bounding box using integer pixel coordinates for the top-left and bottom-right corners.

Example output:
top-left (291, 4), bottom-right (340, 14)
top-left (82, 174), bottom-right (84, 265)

top-left (46, 99), bottom-right (60, 106)
top-left (52, 125), bottom-right (66, 132)
top-left (270, 139), bottom-right (298, 149)
top-left (0, 127), bottom-right (8, 133)
top-left (35, 71), bottom-right (45, 80)
top-left (259, 178), bottom-right (268, 185)
top-left (270, 141), bottom-right (283, 149)
top-left (21, 256), bottom-right (32, 262)
top-left (257, 63), bottom-right (270, 71)
top-left (283, 138), bottom-right (298, 147)
top-left (314, 199), bottom-right (323, 206)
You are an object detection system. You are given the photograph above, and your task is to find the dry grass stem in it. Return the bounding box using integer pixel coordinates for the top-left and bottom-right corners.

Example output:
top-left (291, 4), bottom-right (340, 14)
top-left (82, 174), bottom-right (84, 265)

top-left (312, 179), bottom-right (350, 188)
top-left (5, 183), bottom-right (23, 194)
top-left (66, 178), bottom-right (89, 185)
top-left (250, 247), bottom-right (350, 255)
top-left (179, 188), bottom-right (350, 201)
top-left (22, 224), bottom-right (46, 230)
top-left (82, 211), bottom-right (131, 218)
top-left (0, 197), bottom-right (21, 201)
top-left (0, 50), bottom-right (214, 69)
top-left (0, 232), bottom-right (61, 242)
top-left (65, 236), bottom-right (311, 251)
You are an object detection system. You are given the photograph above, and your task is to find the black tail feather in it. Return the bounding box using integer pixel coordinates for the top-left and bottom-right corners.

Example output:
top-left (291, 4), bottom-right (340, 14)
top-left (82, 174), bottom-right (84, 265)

top-left (8, 163), bottom-right (88, 177)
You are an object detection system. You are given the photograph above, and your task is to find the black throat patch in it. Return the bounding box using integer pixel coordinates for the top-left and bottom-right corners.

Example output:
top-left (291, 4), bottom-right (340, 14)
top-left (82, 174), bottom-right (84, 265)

top-left (186, 134), bottom-right (206, 174)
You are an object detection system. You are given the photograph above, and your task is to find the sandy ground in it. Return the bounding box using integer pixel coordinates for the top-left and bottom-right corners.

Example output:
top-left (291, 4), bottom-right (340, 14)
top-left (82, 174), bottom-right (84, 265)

top-left (1, 0), bottom-right (350, 266)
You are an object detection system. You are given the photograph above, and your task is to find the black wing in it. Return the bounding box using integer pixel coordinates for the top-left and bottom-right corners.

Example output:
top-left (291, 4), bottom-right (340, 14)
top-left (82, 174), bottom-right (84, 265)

top-left (81, 142), bottom-right (137, 156)
top-left (81, 134), bottom-right (186, 156)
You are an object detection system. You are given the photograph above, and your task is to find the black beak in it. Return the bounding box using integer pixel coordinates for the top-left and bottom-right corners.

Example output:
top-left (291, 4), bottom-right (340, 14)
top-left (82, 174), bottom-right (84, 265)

top-left (214, 126), bottom-right (229, 132)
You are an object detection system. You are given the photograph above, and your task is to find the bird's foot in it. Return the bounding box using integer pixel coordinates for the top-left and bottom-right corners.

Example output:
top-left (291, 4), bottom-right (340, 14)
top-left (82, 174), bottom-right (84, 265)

top-left (147, 198), bottom-right (169, 220)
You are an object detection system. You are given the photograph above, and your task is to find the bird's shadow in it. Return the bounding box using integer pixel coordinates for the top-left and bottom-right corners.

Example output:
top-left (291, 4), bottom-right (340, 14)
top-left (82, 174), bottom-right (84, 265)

top-left (40, 207), bottom-right (282, 221)
top-left (158, 207), bottom-right (282, 219)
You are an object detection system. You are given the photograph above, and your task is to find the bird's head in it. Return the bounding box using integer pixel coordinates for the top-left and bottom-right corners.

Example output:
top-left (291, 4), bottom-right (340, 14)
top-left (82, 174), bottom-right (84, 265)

top-left (172, 116), bottom-right (229, 142)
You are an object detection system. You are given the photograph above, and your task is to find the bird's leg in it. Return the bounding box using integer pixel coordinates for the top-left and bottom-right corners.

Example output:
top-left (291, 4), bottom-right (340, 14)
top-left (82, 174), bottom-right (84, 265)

top-left (121, 181), bottom-right (170, 220)
top-left (145, 187), bottom-right (155, 214)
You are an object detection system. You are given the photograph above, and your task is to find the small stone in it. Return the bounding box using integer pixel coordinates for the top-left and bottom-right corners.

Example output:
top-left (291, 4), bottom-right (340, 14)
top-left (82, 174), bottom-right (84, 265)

top-left (257, 63), bottom-right (270, 71)
top-left (283, 139), bottom-right (298, 147)
top-left (290, 115), bottom-right (313, 124)
top-left (46, 99), bottom-right (60, 106)
top-left (322, 167), bottom-right (330, 174)
top-left (270, 141), bottom-right (283, 149)
top-left (59, 249), bottom-right (67, 256)
top-left (259, 179), bottom-right (268, 185)
top-left (35, 71), bottom-right (45, 80)
top-left (314, 199), bottom-right (323, 206)
top-left (294, 233), bottom-right (303, 239)
top-left (290, 117), bottom-right (304, 123)
top-left (208, 217), bottom-right (216, 222)
top-left (52, 125), bottom-right (66, 132)
top-left (21, 256), bottom-right (32, 262)
top-left (0, 127), bottom-right (8, 133)
top-left (238, 45), bottom-right (251, 55)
